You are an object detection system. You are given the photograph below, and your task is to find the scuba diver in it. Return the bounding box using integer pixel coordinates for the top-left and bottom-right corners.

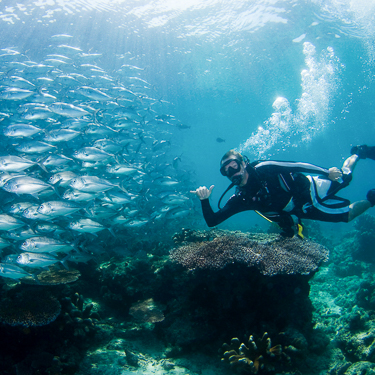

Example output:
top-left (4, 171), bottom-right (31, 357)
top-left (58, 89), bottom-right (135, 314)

top-left (190, 145), bottom-right (375, 238)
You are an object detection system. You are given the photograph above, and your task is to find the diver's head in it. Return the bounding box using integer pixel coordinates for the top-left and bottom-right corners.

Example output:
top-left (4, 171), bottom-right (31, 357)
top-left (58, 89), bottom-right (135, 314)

top-left (220, 150), bottom-right (248, 186)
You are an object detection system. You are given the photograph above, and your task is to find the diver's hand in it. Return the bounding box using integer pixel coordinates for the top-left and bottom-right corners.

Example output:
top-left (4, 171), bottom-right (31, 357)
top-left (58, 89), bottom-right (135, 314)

top-left (328, 167), bottom-right (342, 181)
top-left (190, 185), bottom-right (214, 200)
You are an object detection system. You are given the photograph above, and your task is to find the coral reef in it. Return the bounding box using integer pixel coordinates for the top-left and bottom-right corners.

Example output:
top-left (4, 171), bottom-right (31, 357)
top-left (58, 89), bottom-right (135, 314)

top-left (0, 286), bottom-right (61, 327)
top-left (1, 227), bottom-right (367, 375)
top-left (221, 332), bottom-right (288, 373)
top-left (170, 232), bottom-right (329, 276)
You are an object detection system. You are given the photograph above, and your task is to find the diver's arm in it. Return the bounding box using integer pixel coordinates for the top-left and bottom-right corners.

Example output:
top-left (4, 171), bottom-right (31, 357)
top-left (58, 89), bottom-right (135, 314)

top-left (200, 195), bottom-right (248, 227)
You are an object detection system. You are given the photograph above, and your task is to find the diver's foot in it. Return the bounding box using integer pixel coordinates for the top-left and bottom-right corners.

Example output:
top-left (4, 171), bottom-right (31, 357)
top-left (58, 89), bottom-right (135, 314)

top-left (351, 144), bottom-right (375, 160)
top-left (366, 189), bottom-right (375, 207)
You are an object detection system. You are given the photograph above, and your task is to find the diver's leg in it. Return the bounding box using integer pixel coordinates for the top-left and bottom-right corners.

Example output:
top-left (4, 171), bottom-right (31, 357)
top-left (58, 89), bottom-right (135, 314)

top-left (348, 200), bottom-right (372, 222)
top-left (351, 145), bottom-right (375, 160)
top-left (342, 154), bottom-right (359, 173)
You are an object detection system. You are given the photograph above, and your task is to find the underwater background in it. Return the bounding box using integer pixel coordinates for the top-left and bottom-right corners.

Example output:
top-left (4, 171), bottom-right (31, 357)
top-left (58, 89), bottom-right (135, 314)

top-left (1, 0), bottom-right (375, 232)
top-left (0, 0), bottom-right (375, 374)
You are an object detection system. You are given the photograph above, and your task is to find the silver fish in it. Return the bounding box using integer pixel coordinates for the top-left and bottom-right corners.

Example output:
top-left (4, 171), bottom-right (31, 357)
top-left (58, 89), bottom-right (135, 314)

top-left (22, 106), bottom-right (52, 120)
top-left (162, 194), bottom-right (190, 205)
top-left (66, 251), bottom-right (95, 264)
top-left (35, 223), bottom-right (65, 235)
top-left (20, 237), bottom-right (73, 253)
top-left (0, 155), bottom-right (45, 172)
top-left (69, 176), bottom-right (118, 193)
top-left (0, 87), bottom-right (34, 100)
top-left (3, 123), bottom-right (42, 138)
top-left (3, 176), bottom-right (55, 197)
top-left (106, 164), bottom-right (139, 176)
top-left (43, 128), bottom-right (80, 143)
top-left (73, 147), bottom-right (114, 162)
top-left (62, 189), bottom-right (96, 202)
top-left (0, 237), bottom-right (12, 249)
top-left (3, 227), bottom-right (38, 240)
top-left (37, 200), bottom-right (82, 217)
top-left (6, 201), bottom-right (37, 215)
top-left (0, 213), bottom-right (25, 230)
top-left (98, 190), bottom-right (133, 205)
top-left (68, 218), bottom-right (105, 234)
top-left (76, 86), bottom-right (112, 101)
top-left (0, 263), bottom-right (33, 279)
top-left (22, 206), bottom-right (50, 220)
top-left (42, 154), bottom-right (74, 168)
top-left (49, 171), bottom-right (77, 186)
top-left (49, 102), bottom-right (89, 117)
top-left (15, 140), bottom-right (57, 154)
top-left (16, 252), bottom-right (62, 268)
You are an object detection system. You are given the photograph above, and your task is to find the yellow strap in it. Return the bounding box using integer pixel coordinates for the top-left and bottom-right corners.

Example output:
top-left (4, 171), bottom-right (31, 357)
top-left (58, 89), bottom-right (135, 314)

top-left (254, 210), bottom-right (273, 223)
top-left (255, 210), bottom-right (305, 239)
top-left (297, 224), bottom-right (304, 239)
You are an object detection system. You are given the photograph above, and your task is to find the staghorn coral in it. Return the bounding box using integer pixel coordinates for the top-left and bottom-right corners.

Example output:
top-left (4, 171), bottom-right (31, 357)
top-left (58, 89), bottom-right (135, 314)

top-left (170, 232), bottom-right (328, 276)
top-left (221, 332), bottom-right (288, 374)
top-left (129, 297), bottom-right (165, 323)
top-left (0, 287), bottom-right (61, 327)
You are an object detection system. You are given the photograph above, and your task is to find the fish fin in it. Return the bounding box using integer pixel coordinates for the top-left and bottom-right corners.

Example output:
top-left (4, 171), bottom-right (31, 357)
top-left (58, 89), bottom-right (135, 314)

top-left (108, 227), bottom-right (116, 238)
top-left (61, 255), bottom-right (70, 270)
top-left (35, 155), bottom-right (49, 173)
top-left (117, 180), bottom-right (127, 194)
top-left (52, 185), bottom-right (61, 198)
top-left (31, 273), bottom-right (41, 284)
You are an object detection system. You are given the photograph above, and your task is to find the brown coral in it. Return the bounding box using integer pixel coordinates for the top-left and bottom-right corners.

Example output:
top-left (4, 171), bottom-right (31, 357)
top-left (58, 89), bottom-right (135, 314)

top-left (221, 332), bottom-right (287, 374)
top-left (23, 267), bottom-right (81, 285)
top-left (169, 232), bottom-right (328, 276)
top-left (129, 298), bottom-right (165, 323)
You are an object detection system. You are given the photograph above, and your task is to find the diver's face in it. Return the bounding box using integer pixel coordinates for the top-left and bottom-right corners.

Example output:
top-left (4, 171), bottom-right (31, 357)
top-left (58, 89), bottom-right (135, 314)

top-left (220, 158), bottom-right (246, 185)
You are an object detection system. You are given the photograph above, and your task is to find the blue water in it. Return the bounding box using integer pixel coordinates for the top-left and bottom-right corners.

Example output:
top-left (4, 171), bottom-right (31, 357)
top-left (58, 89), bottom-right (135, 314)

top-left (0, 0), bottom-right (375, 233)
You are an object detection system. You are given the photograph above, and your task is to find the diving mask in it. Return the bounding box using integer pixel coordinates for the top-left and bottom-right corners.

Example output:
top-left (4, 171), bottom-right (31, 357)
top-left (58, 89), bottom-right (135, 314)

top-left (220, 159), bottom-right (243, 183)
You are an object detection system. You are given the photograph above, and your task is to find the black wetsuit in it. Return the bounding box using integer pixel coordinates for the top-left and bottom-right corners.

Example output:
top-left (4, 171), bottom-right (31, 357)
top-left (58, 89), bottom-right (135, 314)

top-left (201, 160), bottom-right (352, 236)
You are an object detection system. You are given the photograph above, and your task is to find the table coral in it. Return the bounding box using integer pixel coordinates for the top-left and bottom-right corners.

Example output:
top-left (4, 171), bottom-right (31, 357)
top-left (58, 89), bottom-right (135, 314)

top-left (170, 232), bottom-right (328, 276)
top-left (0, 287), bottom-right (61, 327)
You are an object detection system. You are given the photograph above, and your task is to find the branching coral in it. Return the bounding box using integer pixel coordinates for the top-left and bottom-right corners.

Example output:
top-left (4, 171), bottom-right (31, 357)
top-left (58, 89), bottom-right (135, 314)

top-left (60, 292), bottom-right (100, 338)
top-left (221, 332), bottom-right (288, 374)
top-left (170, 232), bottom-right (328, 276)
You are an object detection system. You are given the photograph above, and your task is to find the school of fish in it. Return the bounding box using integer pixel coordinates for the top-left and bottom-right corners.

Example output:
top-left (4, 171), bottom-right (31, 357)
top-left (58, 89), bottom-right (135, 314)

top-left (0, 34), bottom-right (196, 281)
